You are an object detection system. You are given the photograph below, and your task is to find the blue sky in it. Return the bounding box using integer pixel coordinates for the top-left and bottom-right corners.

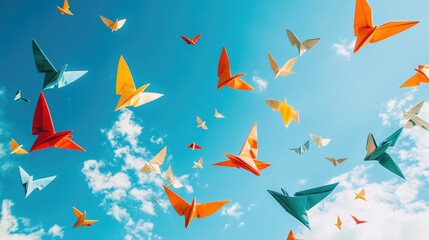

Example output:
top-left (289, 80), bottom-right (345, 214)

top-left (1, 0), bottom-right (429, 239)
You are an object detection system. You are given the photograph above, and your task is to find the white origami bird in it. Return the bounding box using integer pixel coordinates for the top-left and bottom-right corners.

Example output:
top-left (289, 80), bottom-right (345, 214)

top-left (19, 166), bottom-right (56, 198)
top-left (310, 133), bottom-right (331, 148)
top-left (166, 166), bottom-right (183, 188)
top-left (214, 108), bottom-right (225, 118)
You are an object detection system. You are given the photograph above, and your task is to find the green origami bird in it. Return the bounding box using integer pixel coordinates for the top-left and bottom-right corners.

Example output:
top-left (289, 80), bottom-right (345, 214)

top-left (267, 182), bottom-right (338, 229)
top-left (365, 127), bottom-right (404, 179)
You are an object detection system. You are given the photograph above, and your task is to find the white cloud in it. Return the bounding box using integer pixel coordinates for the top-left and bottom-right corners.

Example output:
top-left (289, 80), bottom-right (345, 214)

top-left (252, 76), bottom-right (268, 91)
top-left (247, 203), bottom-right (257, 211)
top-left (0, 199), bottom-right (46, 240)
top-left (47, 224), bottom-right (64, 239)
top-left (83, 110), bottom-right (193, 239)
top-left (224, 223), bottom-right (231, 231)
top-left (299, 92), bottom-right (429, 239)
top-left (297, 178), bottom-right (307, 185)
top-left (150, 135), bottom-right (166, 145)
top-left (332, 39), bottom-right (355, 60)
top-left (237, 222), bottom-right (245, 228)
top-left (221, 203), bottom-right (243, 219)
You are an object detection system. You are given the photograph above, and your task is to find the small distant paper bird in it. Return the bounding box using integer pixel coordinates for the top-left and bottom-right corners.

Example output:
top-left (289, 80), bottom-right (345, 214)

top-left (163, 185), bottom-right (230, 228)
top-left (196, 116), bottom-right (208, 130)
top-left (354, 188), bottom-right (367, 201)
top-left (57, 0), bottom-right (73, 15)
top-left (72, 207), bottom-right (98, 227)
top-left (214, 108), bottom-right (225, 118)
top-left (285, 29), bottom-right (320, 56)
top-left (290, 140), bottom-right (310, 155)
top-left (181, 34), bottom-right (202, 45)
top-left (326, 157), bottom-right (348, 166)
top-left (19, 166), bottom-right (56, 198)
top-left (166, 166), bottom-right (183, 188)
top-left (192, 158), bottom-right (203, 169)
top-left (267, 53), bottom-right (297, 78)
top-left (217, 47), bottom-right (253, 90)
top-left (186, 142), bottom-right (202, 150)
top-left (141, 146), bottom-right (167, 174)
top-left (334, 216), bottom-right (342, 230)
top-left (351, 215), bottom-right (367, 225)
top-left (100, 16), bottom-right (126, 31)
top-left (286, 230), bottom-right (303, 240)
top-left (353, 0), bottom-right (419, 53)
top-left (309, 133), bottom-right (331, 148)
top-left (10, 138), bottom-right (28, 154)
top-left (266, 98), bottom-right (299, 127)
top-left (14, 90), bottom-right (29, 102)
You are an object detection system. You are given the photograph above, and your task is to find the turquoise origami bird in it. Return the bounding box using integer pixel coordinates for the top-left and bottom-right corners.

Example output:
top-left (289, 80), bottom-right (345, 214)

top-left (365, 127), bottom-right (404, 179)
top-left (267, 182), bottom-right (338, 229)
top-left (32, 39), bottom-right (87, 90)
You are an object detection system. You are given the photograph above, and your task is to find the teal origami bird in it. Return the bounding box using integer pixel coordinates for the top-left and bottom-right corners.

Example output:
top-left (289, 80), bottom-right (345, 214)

top-left (290, 140), bottom-right (310, 155)
top-left (32, 39), bottom-right (87, 90)
top-left (365, 127), bottom-right (404, 179)
top-left (267, 182), bottom-right (338, 229)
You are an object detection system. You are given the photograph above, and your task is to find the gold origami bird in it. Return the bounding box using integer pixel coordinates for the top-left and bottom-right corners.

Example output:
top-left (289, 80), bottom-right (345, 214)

top-left (57, 0), bottom-right (73, 15)
top-left (266, 98), bottom-right (299, 127)
top-left (354, 188), bottom-right (367, 201)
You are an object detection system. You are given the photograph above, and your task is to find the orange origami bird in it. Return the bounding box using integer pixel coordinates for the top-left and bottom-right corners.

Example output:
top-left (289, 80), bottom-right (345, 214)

top-left (351, 215), bottom-right (367, 224)
top-left (72, 207), bottom-right (98, 228)
top-left (217, 47), bottom-right (253, 90)
top-left (212, 123), bottom-right (270, 176)
top-left (334, 216), bottom-right (342, 230)
top-left (354, 188), bottom-right (367, 201)
top-left (353, 0), bottom-right (419, 53)
top-left (57, 0), bottom-right (73, 15)
top-left (181, 34), bottom-right (202, 45)
top-left (163, 185), bottom-right (230, 228)
top-left (286, 230), bottom-right (303, 240)
top-left (401, 63), bottom-right (429, 88)
top-left (186, 142), bottom-right (202, 150)
top-left (10, 138), bottom-right (28, 154)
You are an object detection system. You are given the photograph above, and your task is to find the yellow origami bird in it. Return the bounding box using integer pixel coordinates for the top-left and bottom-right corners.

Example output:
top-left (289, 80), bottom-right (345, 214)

top-left (57, 0), bottom-right (73, 15)
top-left (266, 98), bottom-right (299, 127)
top-left (115, 55), bottom-right (163, 111)
top-left (100, 16), bottom-right (126, 32)
top-left (10, 138), bottom-right (28, 154)
top-left (334, 216), bottom-right (342, 230)
top-left (354, 188), bottom-right (367, 201)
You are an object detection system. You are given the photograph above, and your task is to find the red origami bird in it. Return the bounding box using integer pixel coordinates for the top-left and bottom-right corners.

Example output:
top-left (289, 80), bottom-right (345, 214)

top-left (30, 92), bottom-right (85, 152)
top-left (180, 34), bottom-right (201, 46)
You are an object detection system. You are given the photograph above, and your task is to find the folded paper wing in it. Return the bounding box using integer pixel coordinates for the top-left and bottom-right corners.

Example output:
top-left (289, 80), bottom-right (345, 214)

top-left (217, 47), bottom-right (253, 90)
top-left (401, 64), bottom-right (429, 88)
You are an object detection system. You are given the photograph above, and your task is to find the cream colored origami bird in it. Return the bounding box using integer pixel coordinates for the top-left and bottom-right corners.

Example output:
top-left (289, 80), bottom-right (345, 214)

top-left (192, 158), bottom-right (203, 169)
top-left (267, 53), bottom-right (297, 78)
top-left (196, 116), bottom-right (208, 130)
top-left (141, 146), bottom-right (167, 174)
top-left (166, 166), bottom-right (183, 188)
top-left (310, 133), bottom-right (331, 148)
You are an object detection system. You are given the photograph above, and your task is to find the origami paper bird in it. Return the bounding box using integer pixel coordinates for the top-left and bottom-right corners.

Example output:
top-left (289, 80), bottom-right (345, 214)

top-left (285, 29), bottom-right (320, 56)
top-left (141, 146), bottom-right (167, 174)
top-left (100, 16), bottom-right (126, 31)
top-left (32, 39), bottom-right (87, 90)
top-left (310, 133), bottom-right (331, 148)
top-left (213, 123), bottom-right (270, 176)
top-left (10, 138), bottom-right (28, 154)
top-left (267, 54), bottom-right (297, 78)
top-left (286, 230), bottom-right (303, 240)
top-left (166, 166), bottom-right (183, 188)
top-left (351, 215), bottom-right (367, 224)
top-left (290, 140), bottom-right (310, 155)
top-left (266, 98), bottom-right (299, 127)
top-left (181, 34), bottom-right (201, 45)
top-left (73, 207), bottom-right (98, 227)
top-left (196, 116), bottom-right (208, 130)
top-left (334, 216), bottom-right (342, 230)
top-left (192, 158), bottom-right (203, 169)
top-left (354, 188), bottom-right (367, 201)
top-left (14, 90), bottom-right (29, 102)
top-left (401, 63), bottom-right (429, 88)
top-left (163, 185), bottom-right (230, 228)
top-left (267, 182), bottom-right (338, 229)
top-left (57, 0), bottom-right (73, 15)
top-left (365, 127), bottom-right (404, 179)
top-left (217, 47), bottom-right (253, 90)
top-left (30, 92), bottom-right (85, 152)
top-left (403, 101), bottom-right (429, 131)
top-left (19, 166), bottom-right (56, 198)
top-left (115, 55), bottom-right (163, 111)
top-left (214, 108), bottom-right (225, 118)
top-left (326, 157), bottom-right (348, 166)
top-left (353, 0), bottom-right (419, 53)
top-left (186, 142), bottom-right (202, 150)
